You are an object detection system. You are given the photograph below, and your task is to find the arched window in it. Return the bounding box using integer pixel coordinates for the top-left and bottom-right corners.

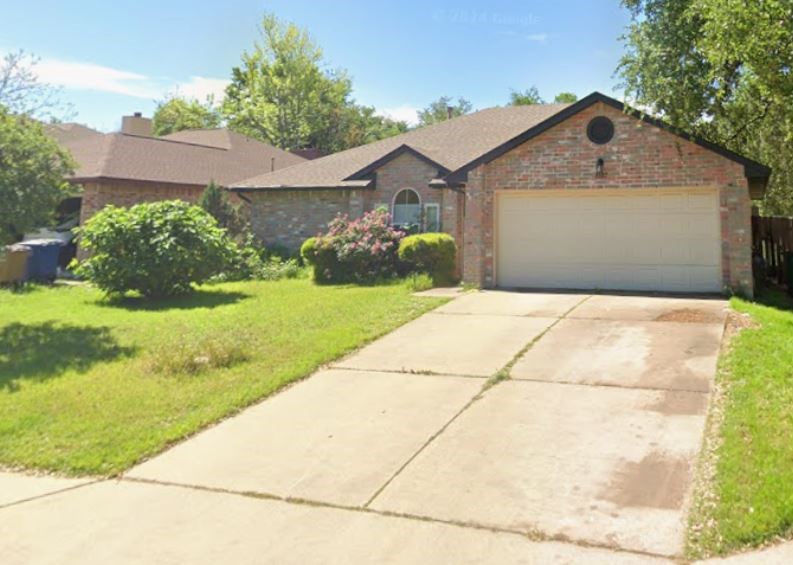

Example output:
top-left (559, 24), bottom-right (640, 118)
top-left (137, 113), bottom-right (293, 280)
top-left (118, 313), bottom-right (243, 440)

top-left (392, 188), bottom-right (421, 227)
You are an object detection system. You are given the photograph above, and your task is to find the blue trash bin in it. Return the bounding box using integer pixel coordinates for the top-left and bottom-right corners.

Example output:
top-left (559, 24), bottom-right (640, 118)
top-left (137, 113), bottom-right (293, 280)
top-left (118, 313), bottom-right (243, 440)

top-left (20, 239), bottom-right (63, 282)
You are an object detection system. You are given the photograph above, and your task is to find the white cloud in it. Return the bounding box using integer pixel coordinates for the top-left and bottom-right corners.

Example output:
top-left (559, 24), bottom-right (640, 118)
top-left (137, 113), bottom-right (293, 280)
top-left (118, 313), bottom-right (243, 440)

top-left (378, 105), bottom-right (420, 126)
top-left (34, 58), bottom-right (160, 99)
top-left (30, 56), bottom-right (229, 104)
top-left (171, 76), bottom-right (230, 103)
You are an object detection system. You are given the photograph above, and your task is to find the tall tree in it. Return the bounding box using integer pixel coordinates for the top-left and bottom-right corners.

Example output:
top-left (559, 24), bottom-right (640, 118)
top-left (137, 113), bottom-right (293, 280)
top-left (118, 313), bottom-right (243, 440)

top-left (417, 96), bottom-right (473, 126)
top-left (554, 92), bottom-right (578, 103)
top-left (222, 13), bottom-right (352, 151)
top-left (618, 0), bottom-right (793, 213)
top-left (0, 105), bottom-right (74, 243)
top-left (0, 50), bottom-right (72, 121)
top-left (509, 87), bottom-right (544, 106)
top-left (314, 104), bottom-right (408, 153)
top-left (152, 95), bottom-right (222, 136)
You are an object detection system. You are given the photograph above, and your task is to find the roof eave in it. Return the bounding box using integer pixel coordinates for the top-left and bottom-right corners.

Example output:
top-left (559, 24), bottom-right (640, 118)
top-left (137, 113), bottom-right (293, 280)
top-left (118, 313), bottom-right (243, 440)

top-left (229, 179), bottom-right (375, 193)
top-left (67, 175), bottom-right (210, 188)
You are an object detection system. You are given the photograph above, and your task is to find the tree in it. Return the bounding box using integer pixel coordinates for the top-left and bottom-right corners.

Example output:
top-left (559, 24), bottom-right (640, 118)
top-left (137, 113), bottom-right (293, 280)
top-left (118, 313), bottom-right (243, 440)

top-left (222, 13), bottom-right (352, 151)
top-left (554, 92), bottom-right (578, 103)
top-left (0, 105), bottom-right (74, 244)
top-left (314, 104), bottom-right (408, 153)
top-left (509, 87), bottom-right (544, 106)
top-left (417, 96), bottom-right (473, 126)
top-left (618, 0), bottom-right (793, 213)
top-left (0, 50), bottom-right (72, 121)
top-left (152, 95), bottom-right (221, 136)
top-left (198, 181), bottom-right (244, 239)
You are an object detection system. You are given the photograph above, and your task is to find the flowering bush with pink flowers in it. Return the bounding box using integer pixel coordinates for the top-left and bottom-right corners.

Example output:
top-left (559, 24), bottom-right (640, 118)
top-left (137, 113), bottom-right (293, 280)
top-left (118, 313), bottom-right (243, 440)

top-left (302, 208), bottom-right (405, 283)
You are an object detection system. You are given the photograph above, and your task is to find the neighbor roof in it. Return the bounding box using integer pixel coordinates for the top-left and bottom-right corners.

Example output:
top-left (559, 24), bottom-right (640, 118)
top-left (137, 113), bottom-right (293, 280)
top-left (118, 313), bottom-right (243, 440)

top-left (64, 128), bottom-right (306, 186)
top-left (230, 103), bottom-right (571, 190)
top-left (231, 92), bottom-right (770, 192)
top-left (44, 122), bottom-right (102, 145)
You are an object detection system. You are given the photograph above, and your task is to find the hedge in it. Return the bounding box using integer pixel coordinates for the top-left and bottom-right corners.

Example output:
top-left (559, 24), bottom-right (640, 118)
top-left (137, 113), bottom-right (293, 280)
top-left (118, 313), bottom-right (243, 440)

top-left (398, 233), bottom-right (457, 286)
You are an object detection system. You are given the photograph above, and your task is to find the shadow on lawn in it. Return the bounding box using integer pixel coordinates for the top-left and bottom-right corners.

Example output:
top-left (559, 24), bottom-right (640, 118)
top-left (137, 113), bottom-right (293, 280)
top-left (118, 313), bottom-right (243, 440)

top-left (97, 289), bottom-right (251, 312)
top-left (0, 322), bottom-right (134, 391)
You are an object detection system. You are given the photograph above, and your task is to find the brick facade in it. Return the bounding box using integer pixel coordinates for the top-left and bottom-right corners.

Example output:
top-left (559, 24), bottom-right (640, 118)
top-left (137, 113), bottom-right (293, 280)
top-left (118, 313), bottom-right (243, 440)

top-left (250, 188), bottom-right (364, 251)
top-left (248, 152), bottom-right (459, 252)
top-left (462, 102), bottom-right (754, 296)
top-left (79, 180), bottom-right (206, 227)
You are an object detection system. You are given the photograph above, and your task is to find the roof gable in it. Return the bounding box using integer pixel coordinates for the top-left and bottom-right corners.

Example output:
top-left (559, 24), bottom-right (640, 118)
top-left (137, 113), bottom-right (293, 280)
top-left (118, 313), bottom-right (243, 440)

top-left (344, 144), bottom-right (451, 181)
top-left (444, 92), bottom-right (771, 185)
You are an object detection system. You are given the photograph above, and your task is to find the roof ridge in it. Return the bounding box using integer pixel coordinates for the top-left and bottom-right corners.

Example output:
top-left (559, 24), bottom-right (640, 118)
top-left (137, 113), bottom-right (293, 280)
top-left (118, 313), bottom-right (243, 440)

top-left (117, 132), bottom-right (229, 151)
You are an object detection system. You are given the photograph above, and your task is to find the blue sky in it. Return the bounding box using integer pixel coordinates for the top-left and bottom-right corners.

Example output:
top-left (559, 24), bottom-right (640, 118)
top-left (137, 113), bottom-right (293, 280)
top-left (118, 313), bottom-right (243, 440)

top-left (1, 0), bottom-right (632, 131)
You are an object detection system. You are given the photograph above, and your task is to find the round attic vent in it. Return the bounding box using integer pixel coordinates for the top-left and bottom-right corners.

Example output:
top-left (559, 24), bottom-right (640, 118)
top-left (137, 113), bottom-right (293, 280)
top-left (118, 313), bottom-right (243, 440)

top-left (586, 116), bottom-right (614, 144)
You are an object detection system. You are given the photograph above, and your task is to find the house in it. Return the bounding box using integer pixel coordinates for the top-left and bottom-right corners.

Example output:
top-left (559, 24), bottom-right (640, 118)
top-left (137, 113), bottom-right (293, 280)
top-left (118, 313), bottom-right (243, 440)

top-left (230, 92), bottom-right (769, 297)
top-left (52, 114), bottom-right (306, 228)
top-left (45, 122), bottom-right (103, 145)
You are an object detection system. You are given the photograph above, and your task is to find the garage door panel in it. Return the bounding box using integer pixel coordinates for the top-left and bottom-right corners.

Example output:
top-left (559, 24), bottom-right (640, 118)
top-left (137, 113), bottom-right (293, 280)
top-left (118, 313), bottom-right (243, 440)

top-left (496, 189), bottom-right (721, 293)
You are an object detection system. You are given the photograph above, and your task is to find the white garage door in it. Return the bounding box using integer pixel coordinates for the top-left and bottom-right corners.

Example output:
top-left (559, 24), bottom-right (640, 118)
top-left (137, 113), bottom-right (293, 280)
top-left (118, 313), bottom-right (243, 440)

top-left (496, 188), bottom-right (722, 293)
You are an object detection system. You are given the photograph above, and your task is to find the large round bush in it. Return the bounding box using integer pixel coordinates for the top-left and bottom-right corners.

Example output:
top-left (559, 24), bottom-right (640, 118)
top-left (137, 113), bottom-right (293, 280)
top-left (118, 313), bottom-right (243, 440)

top-left (74, 200), bottom-right (236, 297)
top-left (398, 233), bottom-right (457, 286)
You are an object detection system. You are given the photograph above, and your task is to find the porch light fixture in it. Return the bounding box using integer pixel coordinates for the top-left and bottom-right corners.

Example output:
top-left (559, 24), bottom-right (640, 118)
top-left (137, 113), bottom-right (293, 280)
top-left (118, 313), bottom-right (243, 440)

top-left (595, 157), bottom-right (606, 177)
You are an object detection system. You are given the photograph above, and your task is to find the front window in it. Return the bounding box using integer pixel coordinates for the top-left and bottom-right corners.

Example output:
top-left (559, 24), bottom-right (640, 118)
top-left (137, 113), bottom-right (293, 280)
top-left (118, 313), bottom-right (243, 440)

top-left (392, 188), bottom-right (421, 227)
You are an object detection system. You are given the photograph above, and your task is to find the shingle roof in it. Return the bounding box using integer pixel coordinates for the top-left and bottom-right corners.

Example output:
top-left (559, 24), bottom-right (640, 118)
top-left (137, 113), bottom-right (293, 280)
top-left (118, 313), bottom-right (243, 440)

top-left (63, 128), bottom-right (306, 186)
top-left (44, 122), bottom-right (102, 145)
top-left (230, 103), bottom-right (571, 189)
top-left (232, 91), bottom-right (772, 191)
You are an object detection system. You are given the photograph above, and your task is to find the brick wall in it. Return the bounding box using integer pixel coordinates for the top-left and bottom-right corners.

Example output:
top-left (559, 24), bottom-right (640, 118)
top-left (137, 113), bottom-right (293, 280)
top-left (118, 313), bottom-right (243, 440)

top-left (462, 102), bottom-right (754, 296)
top-left (79, 180), bottom-right (206, 227)
top-left (249, 188), bottom-right (363, 251)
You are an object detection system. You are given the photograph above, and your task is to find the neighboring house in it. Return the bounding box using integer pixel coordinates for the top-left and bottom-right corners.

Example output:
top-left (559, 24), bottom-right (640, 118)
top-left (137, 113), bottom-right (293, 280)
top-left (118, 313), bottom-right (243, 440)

top-left (44, 122), bottom-right (103, 145)
top-left (230, 92), bottom-right (770, 297)
top-left (52, 114), bottom-right (306, 228)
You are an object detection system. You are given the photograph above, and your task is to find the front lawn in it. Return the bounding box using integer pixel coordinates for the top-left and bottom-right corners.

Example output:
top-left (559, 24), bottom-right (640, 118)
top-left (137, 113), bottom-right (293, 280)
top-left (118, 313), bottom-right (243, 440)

top-left (0, 279), bottom-right (444, 475)
top-left (687, 288), bottom-right (793, 557)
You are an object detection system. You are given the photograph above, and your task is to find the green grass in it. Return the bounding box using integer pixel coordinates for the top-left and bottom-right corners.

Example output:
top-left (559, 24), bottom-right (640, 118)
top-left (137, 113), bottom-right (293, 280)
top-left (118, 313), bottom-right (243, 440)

top-left (0, 279), bottom-right (445, 476)
top-left (688, 288), bottom-right (793, 557)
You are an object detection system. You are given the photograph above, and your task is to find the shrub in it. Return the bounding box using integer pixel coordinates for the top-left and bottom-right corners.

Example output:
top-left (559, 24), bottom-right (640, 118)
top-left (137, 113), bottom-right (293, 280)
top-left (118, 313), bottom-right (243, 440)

top-left (404, 272), bottom-right (434, 292)
top-left (398, 233), bottom-right (457, 286)
top-left (301, 236), bottom-right (342, 283)
top-left (259, 257), bottom-right (302, 281)
top-left (302, 209), bottom-right (405, 283)
top-left (217, 233), bottom-right (303, 282)
top-left (73, 201), bottom-right (236, 297)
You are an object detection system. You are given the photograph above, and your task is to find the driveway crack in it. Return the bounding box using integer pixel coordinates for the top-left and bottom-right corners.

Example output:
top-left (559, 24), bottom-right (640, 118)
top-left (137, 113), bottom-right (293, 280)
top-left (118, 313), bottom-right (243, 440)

top-left (363, 295), bottom-right (594, 510)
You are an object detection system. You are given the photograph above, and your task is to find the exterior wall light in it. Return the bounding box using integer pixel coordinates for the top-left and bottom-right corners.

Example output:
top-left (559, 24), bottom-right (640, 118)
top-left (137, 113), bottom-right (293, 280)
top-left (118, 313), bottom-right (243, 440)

top-left (596, 157), bottom-right (606, 177)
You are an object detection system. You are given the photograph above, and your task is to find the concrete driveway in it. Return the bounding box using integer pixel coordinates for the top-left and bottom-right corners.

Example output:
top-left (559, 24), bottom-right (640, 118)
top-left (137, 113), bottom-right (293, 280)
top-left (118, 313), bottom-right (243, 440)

top-left (0, 291), bottom-right (727, 564)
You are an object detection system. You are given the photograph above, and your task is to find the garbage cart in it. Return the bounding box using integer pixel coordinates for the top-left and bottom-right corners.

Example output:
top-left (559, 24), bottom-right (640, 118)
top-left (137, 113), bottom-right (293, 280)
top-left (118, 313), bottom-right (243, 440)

top-left (20, 239), bottom-right (62, 282)
top-left (0, 244), bottom-right (31, 284)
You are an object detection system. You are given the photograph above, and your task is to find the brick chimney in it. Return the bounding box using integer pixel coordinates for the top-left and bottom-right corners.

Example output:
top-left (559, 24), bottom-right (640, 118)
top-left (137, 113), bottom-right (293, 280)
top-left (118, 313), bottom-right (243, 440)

top-left (121, 112), bottom-right (152, 136)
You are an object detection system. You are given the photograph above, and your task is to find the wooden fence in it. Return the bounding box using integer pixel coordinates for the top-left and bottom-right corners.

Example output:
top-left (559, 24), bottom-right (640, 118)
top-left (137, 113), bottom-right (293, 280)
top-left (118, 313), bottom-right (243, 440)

top-left (753, 214), bottom-right (793, 285)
